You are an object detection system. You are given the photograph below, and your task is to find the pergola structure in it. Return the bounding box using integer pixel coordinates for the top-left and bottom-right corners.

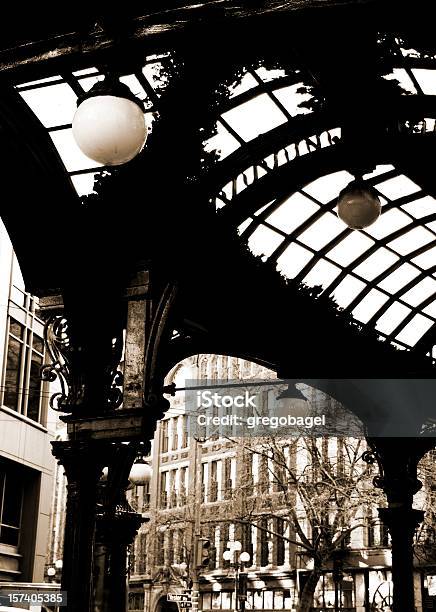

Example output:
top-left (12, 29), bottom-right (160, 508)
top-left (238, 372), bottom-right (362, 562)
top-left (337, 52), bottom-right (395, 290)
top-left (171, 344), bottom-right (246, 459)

top-left (1, 3), bottom-right (436, 611)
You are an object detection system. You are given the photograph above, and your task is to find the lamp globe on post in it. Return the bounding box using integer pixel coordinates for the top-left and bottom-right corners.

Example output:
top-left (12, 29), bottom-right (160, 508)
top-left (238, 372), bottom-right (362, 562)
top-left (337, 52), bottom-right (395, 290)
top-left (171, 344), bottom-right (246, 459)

top-left (72, 75), bottom-right (148, 166)
top-left (129, 459), bottom-right (153, 487)
top-left (239, 552), bottom-right (250, 565)
top-left (337, 178), bottom-right (381, 230)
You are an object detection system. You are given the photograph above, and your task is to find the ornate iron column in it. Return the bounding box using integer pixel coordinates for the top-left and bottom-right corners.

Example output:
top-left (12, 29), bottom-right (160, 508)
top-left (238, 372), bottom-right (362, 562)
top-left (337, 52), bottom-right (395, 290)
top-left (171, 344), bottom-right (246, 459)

top-left (363, 438), bottom-right (434, 612)
top-left (41, 270), bottom-right (177, 612)
top-left (51, 439), bottom-right (111, 612)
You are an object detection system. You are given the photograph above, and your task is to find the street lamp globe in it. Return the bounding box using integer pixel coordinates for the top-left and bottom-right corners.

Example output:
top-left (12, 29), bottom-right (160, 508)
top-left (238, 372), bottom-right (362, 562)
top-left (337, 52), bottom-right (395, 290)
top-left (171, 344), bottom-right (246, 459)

top-left (129, 460), bottom-right (152, 486)
top-left (223, 550), bottom-right (232, 561)
top-left (72, 77), bottom-right (148, 166)
top-left (47, 567), bottom-right (56, 577)
top-left (239, 552), bottom-right (250, 564)
top-left (337, 179), bottom-right (381, 230)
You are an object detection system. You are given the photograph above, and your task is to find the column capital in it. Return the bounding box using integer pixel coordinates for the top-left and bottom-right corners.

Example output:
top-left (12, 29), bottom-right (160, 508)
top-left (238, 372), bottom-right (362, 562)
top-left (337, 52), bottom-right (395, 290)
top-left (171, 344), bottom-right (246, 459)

top-left (378, 507), bottom-right (424, 533)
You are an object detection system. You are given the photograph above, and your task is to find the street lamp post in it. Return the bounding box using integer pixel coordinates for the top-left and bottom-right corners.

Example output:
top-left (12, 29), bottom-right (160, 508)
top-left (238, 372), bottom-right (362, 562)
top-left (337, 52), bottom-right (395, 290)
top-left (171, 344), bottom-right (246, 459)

top-left (223, 542), bottom-right (250, 612)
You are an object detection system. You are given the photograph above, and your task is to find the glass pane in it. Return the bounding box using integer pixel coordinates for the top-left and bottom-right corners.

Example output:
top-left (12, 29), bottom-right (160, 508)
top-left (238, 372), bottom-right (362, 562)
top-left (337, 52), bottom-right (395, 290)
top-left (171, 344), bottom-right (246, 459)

top-left (303, 171), bottom-right (353, 204)
top-left (32, 334), bottom-right (44, 354)
top-left (27, 351), bottom-right (43, 422)
top-left (328, 232), bottom-right (374, 266)
top-left (10, 286), bottom-right (25, 307)
top-left (388, 227), bottom-right (434, 255)
top-left (375, 303), bottom-right (411, 335)
top-left (402, 278), bottom-right (436, 307)
top-left (354, 248), bottom-right (399, 281)
top-left (266, 193), bottom-right (319, 234)
top-left (365, 209), bottom-right (409, 239)
top-left (248, 226), bottom-right (284, 258)
top-left (402, 195), bottom-right (436, 218)
top-left (302, 260), bottom-right (342, 289)
top-left (395, 314), bottom-right (433, 346)
top-left (0, 525), bottom-right (19, 546)
top-left (221, 94), bottom-right (287, 141)
top-left (298, 214), bottom-right (344, 249)
top-left (276, 243), bottom-right (313, 278)
top-left (376, 175), bottom-right (420, 200)
top-left (331, 276), bottom-right (366, 309)
top-left (9, 319), bottom-right (24, 339)
top-left (202, 594), bottom-right (211, 610)
top-left (352, 289), bottom-right (389, 324)
top-left (4, 337), bottom-right (22, 411)
top-left (378, 264), bottom-right (420, 293)
top-left (272, 83), bottom-right (313, 116)
top-left (2, 475), bottom-right (22, 527)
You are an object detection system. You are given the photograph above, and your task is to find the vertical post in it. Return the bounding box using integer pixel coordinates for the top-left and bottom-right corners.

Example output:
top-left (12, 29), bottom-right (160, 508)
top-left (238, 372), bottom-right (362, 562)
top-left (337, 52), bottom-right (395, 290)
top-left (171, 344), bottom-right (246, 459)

top-left (378, 507), bottom-right (423, 612)
top-left (191, 437), bottom-right (202, 612)
top-left (93, 514), bottom-right (144, 612)
top-left (52, 440), bottom-right (108, 612)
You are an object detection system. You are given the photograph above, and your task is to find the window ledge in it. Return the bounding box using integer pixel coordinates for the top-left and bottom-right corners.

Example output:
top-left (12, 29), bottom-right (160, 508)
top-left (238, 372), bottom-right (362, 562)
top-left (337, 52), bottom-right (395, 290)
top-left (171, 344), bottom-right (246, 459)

top-left (0, 405), bottom-right (47, 433)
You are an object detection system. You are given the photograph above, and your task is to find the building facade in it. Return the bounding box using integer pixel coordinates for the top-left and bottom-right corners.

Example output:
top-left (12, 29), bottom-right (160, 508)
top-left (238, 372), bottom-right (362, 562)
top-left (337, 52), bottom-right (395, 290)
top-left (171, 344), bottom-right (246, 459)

top-left (126, 355), bottom-right (436, 612)
top-left (0, 219), bottom-right (57, 582)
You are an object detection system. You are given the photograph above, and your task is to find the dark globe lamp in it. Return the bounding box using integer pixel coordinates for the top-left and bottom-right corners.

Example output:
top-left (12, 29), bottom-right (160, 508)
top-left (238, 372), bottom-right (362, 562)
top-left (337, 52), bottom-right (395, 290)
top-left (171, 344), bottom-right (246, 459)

top-left (337, 178), bottom-right (381, 230)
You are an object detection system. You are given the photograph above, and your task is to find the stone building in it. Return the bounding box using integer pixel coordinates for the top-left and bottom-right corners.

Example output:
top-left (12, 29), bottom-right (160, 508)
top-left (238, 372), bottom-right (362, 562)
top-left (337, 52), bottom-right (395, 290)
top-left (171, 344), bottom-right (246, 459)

top-left (126, 355), bottom-right (436, 612)
top-left (0, 219), bottom-right (56, 582)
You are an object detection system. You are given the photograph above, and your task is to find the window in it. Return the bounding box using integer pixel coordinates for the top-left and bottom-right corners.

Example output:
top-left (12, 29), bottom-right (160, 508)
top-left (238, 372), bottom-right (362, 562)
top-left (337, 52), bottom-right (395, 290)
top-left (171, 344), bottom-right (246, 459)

top-left (0, 464), bottom-right (23, 547)
top-left (161, 420), bottom-right (169, 453)
top-left (2, 292), bottom-right (47, 424)
top-left (275, 518), bottom-right (285, 566)
top-left (260, 518), bottom-right (269, 566)
top-left (209, 461), bottom-right (218, 502)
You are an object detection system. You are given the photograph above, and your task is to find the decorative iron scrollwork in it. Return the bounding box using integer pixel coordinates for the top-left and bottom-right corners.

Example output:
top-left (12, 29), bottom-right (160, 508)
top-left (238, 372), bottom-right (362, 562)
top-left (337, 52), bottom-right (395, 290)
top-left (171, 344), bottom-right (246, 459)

top-left (41, 314), bottom-right (124, 413)
top-left (41, 315), bottom-right (77, 412)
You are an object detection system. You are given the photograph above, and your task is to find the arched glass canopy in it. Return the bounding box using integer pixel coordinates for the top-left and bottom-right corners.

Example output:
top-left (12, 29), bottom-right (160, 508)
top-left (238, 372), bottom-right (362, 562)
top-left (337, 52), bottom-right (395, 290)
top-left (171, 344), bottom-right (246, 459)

top-left (12, 34), bottom-right (436, 354)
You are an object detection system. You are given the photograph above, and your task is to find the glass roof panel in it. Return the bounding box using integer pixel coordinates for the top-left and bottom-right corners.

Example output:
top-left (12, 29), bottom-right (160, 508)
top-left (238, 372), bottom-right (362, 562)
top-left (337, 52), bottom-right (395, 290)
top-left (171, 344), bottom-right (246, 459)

top-left (423, 300), bottom-right (436, 318)
top-left (352, 289), bottom-right (389, 323)
top-left (365, 209), bottom-right (410, 239)
top-left (221, 94), bottom-right (287, 141)
top-left (411, 246), bottom-right (436, 269)
top-left (272, 83), bottom-right (313, 116)
top-left (331, 276), bottom-right (366, 309)
top-left (376, 175), bottom-right (421, 200)
top-left (229, 72), bottom-right (259, 97)
top-left (80, 74), bottom-right (104, 92)
top-left (382, 68), bottom-right (417, 94)
top-left (328, 232), bottom-right (375, 266)
top-left (401, 195), bottom-right (436, 218)
top-left (248, 225), bottom-right (284, 258)
top-left (50, 129), bottom-right (103, 172)
top-left (266, 193), bottom-right (319, 233)
top-left (302, 259), bottom-right (342, 289)
top-left (353, 248), bottom-right (399, 281)
top-left (276, 243), bottom-right (313, 278)
top-left (375, 302), bottom-right (412, 335)
top-left (302, 171), bottom-right (353, 204)
top-left (411, 69), bottom-right (436, 95)
top-left (298, 213), bottom-right (344, 249)
top-left (395, 314), bottom-right (433, 345)
top-left (70, 173), bottom-right (97, 197)
top-left (362, 164), bottom-right (395, 179)
top-left (255, 67), bottom-right (287, 83)
top-left (388, 226), bottom-right (434, 255)
top-left (378, 263), bottom-right (420, 292)
top-left (402, 277), bottom-right (436, 307)
top-left (19, 83), bottom-right (77, 128)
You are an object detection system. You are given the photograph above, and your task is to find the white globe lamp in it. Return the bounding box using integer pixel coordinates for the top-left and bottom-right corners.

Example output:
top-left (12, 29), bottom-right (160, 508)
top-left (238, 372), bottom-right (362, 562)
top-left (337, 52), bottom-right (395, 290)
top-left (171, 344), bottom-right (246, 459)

top-left (129, 460), bottom-right (153, 486)
top-left (239, 552), bottom-right (250, 564)
top-left (337, 179), bottom-right (381, 230)
top-left (72, 77), bottom-right (147, 166)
